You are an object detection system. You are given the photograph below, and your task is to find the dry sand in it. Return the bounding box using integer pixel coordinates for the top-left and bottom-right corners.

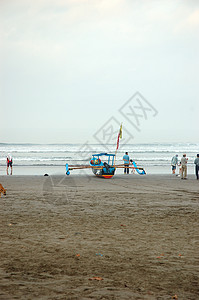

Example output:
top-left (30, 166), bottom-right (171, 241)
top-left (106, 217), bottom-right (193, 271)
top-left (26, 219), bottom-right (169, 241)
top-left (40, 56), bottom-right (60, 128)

top-left (0, 174), bottom-right (198, 300)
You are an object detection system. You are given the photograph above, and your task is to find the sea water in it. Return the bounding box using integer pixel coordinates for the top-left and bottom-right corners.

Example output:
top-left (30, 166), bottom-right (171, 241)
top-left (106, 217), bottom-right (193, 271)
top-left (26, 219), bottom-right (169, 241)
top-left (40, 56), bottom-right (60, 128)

top-left (0, 143), bottom-right (198, 175)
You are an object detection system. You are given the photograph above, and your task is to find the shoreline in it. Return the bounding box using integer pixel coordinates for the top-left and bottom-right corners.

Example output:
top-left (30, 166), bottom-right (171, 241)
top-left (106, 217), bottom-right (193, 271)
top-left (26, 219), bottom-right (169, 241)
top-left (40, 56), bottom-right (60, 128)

top-left (0, 165), bottom-right (196, 176)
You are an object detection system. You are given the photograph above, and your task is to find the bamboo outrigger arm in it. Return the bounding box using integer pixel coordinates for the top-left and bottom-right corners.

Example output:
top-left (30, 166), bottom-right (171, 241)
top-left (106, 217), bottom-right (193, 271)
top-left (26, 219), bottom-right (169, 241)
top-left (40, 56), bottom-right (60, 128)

top-left (66, 163), bottom-right (105, 175)
top-left (114, 164), bottom-right (145, 171)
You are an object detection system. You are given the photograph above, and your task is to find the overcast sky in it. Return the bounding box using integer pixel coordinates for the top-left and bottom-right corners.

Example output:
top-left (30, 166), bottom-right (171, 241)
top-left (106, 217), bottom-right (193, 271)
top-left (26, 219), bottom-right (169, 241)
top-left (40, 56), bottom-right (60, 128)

top-left (0, 0), bottom-right (199, 144)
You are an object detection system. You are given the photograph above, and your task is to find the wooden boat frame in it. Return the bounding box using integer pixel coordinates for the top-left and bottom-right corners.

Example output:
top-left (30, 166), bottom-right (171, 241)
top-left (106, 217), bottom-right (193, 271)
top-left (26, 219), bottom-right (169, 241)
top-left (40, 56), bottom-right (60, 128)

top-left (66, 153), bottom-right (146, 178)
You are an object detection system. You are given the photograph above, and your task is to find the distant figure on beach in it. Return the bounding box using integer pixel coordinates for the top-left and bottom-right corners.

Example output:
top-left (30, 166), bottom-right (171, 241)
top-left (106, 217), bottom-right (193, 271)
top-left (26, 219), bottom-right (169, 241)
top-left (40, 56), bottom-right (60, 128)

top-left (177, 161), bottom-right (182, 177)
top-left (180, 154), bottom-right (188, 180)
top-left (194, 154), bottom-right (199, 180)
top-left (171, 154), bottom-right (178, 174)
top-left (123, 152), bottom-right (130, 174)
top-left (7, 154), bottom-right (13, 175)
top-left (130, 159), bottom-right (135, 174)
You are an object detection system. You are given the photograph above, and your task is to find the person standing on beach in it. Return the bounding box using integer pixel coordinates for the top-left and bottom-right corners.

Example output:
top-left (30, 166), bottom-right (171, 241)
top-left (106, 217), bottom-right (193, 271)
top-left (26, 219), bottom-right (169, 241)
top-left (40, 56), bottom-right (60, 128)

top-left (123, 152), bottom-right (130, 174)
top-left (177, 161), bottom-right (182, 177)
top-left (171, 154), bottom-right (178, 174)
top-left (129, 159), bottom-right (135, 174)
top-left (194, 154), bottom-right (199, 180)
top-left (7, 154), bottom-right (13, 175)
top-left (181, 154), bottom-right (188, 180)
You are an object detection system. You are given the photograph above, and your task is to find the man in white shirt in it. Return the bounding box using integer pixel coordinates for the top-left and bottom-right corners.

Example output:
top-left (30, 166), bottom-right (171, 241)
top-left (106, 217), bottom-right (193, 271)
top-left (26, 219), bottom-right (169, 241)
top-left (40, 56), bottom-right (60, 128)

top-left (181, 154), bottom-right (188, 180)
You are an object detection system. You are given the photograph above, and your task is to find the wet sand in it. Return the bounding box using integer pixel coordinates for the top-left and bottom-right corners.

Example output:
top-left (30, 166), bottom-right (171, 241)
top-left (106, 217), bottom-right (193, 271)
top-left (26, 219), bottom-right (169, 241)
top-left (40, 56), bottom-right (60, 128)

top-left (0, 175), bottom-right (198, 300)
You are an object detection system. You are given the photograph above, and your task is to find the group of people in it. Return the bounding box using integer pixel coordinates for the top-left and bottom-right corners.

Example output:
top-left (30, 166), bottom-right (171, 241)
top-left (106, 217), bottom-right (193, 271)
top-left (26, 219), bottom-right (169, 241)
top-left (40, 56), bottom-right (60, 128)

top-left (5, 152), bottom-right (199, 180)
top-left (123, 151), bottom-right (199, 180)
top-left (171, 154), bottom-right (199, 180)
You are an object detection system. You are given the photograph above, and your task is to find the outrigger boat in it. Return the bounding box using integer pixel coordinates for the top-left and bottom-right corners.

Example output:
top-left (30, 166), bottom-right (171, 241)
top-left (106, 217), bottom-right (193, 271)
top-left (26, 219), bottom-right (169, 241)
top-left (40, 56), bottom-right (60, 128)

top-left (65, 152), bottom-right (146, 179)
top-left (65, 124), bottom-right (146, 179)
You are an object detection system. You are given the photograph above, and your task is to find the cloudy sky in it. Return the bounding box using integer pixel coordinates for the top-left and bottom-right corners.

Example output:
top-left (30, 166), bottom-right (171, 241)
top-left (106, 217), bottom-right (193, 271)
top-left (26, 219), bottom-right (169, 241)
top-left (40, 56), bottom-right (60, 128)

top-left (0, 0), bottom-right (198, 144)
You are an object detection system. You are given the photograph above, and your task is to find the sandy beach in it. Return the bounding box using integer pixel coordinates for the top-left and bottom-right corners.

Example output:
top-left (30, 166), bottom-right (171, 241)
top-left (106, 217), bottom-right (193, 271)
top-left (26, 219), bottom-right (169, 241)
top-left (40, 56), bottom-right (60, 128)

top-left (0, 174), bottom-right (198, 300)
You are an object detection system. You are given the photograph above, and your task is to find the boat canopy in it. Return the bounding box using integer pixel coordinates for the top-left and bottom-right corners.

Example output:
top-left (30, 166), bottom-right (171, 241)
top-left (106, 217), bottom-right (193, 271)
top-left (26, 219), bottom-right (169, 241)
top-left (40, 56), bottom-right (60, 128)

top-left (92, 153), bottom-right (115, 166)
top-left (92, 153), bottom-right (115, 157)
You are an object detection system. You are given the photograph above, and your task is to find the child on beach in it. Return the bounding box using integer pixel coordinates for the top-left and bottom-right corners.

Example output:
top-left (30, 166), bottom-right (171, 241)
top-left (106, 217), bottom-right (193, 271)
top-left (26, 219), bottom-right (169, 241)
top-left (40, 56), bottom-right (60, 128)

top-left (130, 159), bottom-right (135, 174)
top-left (176, 161), bottom-right (182, 177)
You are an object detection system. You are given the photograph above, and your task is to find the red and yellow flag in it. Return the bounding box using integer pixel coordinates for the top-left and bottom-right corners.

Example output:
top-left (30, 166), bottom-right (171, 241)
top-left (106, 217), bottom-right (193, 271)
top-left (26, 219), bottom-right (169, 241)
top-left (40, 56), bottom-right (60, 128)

top-left (119, 123), bottom-right (122, 139)
top-left (116, 124), bottom-right (122, 150)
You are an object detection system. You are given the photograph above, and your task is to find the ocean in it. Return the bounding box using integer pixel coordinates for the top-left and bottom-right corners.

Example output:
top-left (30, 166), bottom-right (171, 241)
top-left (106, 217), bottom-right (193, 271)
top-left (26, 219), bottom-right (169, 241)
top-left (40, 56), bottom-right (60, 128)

top-left (0, 143), bottom-right (198, 176)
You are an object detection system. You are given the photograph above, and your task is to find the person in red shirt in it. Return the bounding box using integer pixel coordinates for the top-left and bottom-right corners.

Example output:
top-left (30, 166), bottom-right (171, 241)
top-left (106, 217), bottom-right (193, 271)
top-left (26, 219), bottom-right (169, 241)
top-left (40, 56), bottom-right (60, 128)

top-left (7, 154), bottom-right (13, 175)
